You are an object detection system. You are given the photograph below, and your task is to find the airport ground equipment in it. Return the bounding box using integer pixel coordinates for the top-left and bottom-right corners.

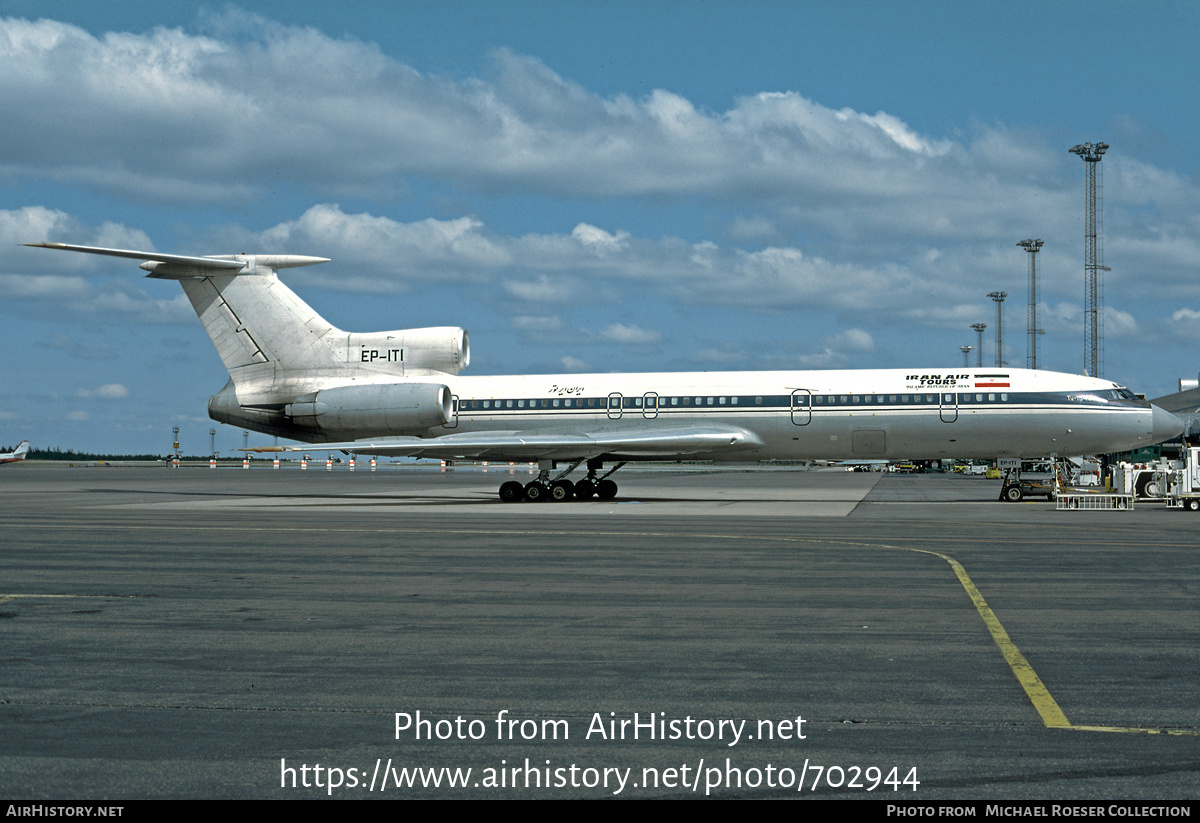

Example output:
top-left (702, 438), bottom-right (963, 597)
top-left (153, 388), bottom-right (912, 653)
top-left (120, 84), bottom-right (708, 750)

top-left (999, 458), bottom-right (1062, 502)
top-left (1163, 446), bottom-right (1200, 512)
top-left (1055, 492), bottom-right (1134, 510)
top-left (1101, 446), bottom-right (1200, 511)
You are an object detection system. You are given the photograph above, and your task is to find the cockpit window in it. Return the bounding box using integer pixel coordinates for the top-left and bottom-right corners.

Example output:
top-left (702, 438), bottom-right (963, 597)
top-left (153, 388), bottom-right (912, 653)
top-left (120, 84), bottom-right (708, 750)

top-left (1064, 389), bottom-right (1147, 406)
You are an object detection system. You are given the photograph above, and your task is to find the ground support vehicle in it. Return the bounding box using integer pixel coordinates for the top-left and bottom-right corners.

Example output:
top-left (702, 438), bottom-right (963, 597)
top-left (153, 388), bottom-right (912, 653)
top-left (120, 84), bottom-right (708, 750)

top-left (1163, 446), bottom-right (1200, 512)
top-left (998, 459), bottom-right (1061, 502)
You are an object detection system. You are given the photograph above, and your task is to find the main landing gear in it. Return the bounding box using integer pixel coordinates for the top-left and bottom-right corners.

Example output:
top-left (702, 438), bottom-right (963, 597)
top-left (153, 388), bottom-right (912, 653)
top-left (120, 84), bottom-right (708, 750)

top-left (499, 458), bottom-right (625, 502)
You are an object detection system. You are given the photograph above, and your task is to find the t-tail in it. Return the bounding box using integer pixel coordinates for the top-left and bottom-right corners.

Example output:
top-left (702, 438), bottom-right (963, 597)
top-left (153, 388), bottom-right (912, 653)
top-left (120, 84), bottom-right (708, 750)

top-left (25, 243), bottom-right (468, 440)
top-left (1, 440), bottom-right (31, 463)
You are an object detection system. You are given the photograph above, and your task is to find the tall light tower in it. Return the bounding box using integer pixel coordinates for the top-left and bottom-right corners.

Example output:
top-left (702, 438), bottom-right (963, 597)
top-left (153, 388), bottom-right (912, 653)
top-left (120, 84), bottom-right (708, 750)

top-left (1069, 141), bottom-right (1109, 377)
top-left (971, 323), bottom-right (987, 368)
top-left (987, 291), bottom-right (1007, 367)
top-left (960, 346), bottom-right (974, 367)
top-left (1017, 239), bottom-right (1045, 369)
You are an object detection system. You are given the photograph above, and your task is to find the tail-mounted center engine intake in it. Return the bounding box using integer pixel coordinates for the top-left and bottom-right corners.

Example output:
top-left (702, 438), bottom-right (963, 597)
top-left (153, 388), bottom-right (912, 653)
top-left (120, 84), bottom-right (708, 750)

top-left (349, 327), bottom-right (470, 376)
top-left (285, 383), bottom-right (453, 436)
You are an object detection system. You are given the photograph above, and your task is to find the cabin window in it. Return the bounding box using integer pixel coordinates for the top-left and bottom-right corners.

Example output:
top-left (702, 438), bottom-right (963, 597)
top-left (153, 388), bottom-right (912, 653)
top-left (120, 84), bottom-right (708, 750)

top-left (755, 396), bottom-right (763, 405)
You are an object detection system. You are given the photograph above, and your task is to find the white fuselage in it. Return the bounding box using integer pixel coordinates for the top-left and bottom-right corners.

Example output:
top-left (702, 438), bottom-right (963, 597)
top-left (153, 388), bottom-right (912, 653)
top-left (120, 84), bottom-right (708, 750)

top-left (329, 367), bottom-right (1166, 461)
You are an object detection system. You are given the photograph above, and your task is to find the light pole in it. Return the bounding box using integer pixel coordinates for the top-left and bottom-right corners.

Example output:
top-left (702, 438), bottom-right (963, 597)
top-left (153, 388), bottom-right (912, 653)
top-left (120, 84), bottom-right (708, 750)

top-left (987, 291), bottom-right (1007, 367)
top-left (971, 323), bottom-right (987, 368)
top-left (1018, 239), bottom-right (1044, 369)
top-left (1069, 141), bottom-right (1109, 377)
top-left (960, 345), bottom-right (974, 367)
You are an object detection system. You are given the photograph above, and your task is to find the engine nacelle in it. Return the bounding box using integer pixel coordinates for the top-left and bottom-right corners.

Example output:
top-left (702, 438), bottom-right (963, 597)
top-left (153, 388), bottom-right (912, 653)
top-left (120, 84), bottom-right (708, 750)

top-left (349, 327), bottom-right (470, 375)
top-left (402, 326), bottom-right (469, 374)
top-left (286, 383), bottom-right (453, 435)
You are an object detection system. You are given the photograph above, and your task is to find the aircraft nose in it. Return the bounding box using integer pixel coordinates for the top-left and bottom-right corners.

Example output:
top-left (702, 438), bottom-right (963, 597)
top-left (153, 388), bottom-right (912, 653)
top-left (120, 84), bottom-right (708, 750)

top-left (1151, 404), bottom-right (1185, 444)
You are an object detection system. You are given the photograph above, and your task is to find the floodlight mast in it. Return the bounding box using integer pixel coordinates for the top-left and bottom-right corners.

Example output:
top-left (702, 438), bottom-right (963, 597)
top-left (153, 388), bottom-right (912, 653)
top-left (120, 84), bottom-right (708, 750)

top-left (1069, 142), bottom-right (1108, 377)
top-left (988, 291), bottom-right (1007, 367)
top-left (1017, 239), bottom-right (1044, 369)
top-left (971, 323), bottom-right (987, 368)
top-left (960, 345), bottom-right (974, 367)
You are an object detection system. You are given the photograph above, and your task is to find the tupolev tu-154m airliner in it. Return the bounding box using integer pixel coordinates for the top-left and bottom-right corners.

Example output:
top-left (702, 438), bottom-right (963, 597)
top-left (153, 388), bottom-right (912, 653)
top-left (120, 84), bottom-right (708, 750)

top-left (29, 242), bottom-right (1184, 502)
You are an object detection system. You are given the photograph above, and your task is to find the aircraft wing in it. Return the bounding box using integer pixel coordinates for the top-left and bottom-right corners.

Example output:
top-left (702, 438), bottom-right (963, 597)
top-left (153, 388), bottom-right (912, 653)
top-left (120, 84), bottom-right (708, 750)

top-left (260, 425), bottom-right (764, 462)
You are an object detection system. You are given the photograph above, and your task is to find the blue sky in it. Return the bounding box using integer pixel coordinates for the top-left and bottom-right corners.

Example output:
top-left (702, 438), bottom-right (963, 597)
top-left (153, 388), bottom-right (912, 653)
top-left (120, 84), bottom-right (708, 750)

top-left (2, 1), bottom-right (1198, 454)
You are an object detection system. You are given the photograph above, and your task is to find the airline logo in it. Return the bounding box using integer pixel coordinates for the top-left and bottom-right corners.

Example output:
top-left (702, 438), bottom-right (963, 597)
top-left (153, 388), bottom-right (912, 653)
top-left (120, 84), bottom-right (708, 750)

top-left (906, 373), bottom-right (971, 388)
top-left (904, 373), bottom-right (1011, 390)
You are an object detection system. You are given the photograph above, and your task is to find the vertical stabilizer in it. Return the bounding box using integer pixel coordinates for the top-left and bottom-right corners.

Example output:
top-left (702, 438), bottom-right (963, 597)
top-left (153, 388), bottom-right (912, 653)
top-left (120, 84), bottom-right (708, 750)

top-left (1, 441), bottom-right (30, 463)
top-left (26, 243), bottom-right (470, 408)
top-left (173, 268), bottom-right (346, 403)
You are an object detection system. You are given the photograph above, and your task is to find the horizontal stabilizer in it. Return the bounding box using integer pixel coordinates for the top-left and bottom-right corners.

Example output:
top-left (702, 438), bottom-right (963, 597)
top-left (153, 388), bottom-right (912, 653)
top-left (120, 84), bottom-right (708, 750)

top-left (259, 425), bottom-right (764, 462)
top-left (24, 243), bottom-right (329, 273)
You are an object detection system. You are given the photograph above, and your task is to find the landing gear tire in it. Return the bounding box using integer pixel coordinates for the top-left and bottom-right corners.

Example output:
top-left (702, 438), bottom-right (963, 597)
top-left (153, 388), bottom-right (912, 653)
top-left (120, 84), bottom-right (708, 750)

top-left (499, 481), bottom-right (525, 503)
top-left (1003, 485), bottom-right (1024, 502)
top-left (550, 479), bottom-right (575, 502)
top-left (574, 479), bottom-right (596, 500)
top-left (524, 481), bottom-right (550, 502)
top-left (597, 478), bottom-right (618, 500)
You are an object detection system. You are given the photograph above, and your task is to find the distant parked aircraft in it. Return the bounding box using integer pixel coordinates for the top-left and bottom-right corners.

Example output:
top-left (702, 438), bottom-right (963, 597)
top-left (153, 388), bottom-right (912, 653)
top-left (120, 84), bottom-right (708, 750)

top-left (0, 441), bottom-right (30, 464)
